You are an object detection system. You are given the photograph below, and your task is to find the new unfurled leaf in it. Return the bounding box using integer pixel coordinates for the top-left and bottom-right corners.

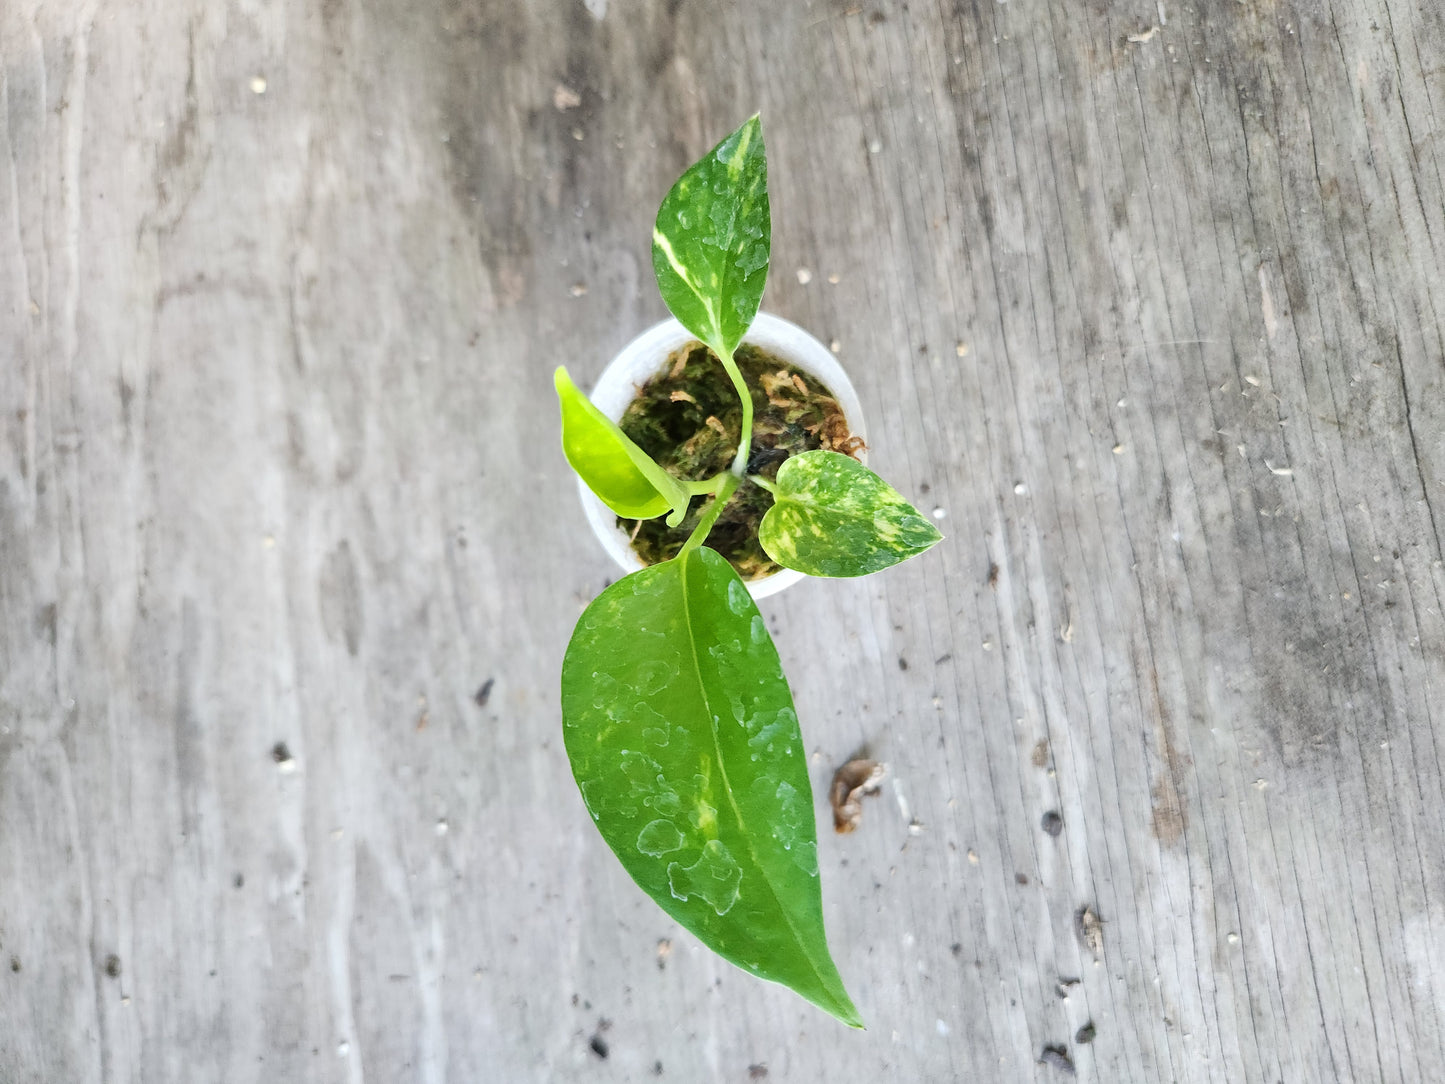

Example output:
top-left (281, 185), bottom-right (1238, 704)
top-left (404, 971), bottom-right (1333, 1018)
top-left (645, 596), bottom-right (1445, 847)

top-left (555, 366), bottom-right (690, 523)
top-left (560, 547), bottom-right (861, 1027)
top-left (652, 116), bottom-right (770, 360)
top-left (758, 451), bottom-right (943, 576)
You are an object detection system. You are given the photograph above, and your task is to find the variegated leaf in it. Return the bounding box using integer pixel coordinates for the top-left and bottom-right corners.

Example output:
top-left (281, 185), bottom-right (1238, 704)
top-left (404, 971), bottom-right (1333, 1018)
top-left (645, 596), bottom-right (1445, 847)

top-left (758, 450), bottom-right (943, 577)
top-left (651, 116), bottom-right (770, 359)
top-left (561, 546), bottom-right (862, 1027)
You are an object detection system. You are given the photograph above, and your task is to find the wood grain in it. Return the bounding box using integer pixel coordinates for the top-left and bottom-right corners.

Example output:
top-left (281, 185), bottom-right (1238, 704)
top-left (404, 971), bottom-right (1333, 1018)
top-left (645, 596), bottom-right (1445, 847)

top-left (2, 0), bottom-right (1442, 1080)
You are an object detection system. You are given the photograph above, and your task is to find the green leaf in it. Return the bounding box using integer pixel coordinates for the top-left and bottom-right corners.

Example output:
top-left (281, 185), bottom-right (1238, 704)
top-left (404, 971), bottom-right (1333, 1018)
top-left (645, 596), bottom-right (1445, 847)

top-left (652, 115), bottom-right (770, 359)
top-left (560, 547), bottom-right (861, 1027)
top-left (555, 366), bottom-right (690, 523)
top-left (758, 451), bottom-right (943, 577)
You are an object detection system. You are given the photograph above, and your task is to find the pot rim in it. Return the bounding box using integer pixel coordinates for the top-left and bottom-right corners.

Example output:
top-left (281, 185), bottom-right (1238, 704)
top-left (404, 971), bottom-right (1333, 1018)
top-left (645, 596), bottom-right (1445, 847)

top-left (578, 312), bottom-right (868, 600)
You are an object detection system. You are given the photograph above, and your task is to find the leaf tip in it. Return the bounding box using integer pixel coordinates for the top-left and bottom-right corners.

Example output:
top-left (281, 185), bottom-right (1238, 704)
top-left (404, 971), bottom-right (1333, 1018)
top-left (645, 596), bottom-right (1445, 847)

top-left (824, 992), bottom-right (865, 1030)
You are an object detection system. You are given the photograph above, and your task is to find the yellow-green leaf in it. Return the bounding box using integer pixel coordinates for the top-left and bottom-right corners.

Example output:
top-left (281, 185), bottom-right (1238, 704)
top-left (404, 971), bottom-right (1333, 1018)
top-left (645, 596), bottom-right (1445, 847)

top-left (555, 366), bottom-right (690, 522)
top-left (758, 451), bottom-right (943, 576)
top-left (652, 116), bottom-right (770, 359)
top-left (560, 547), bottom-right (862, 1027)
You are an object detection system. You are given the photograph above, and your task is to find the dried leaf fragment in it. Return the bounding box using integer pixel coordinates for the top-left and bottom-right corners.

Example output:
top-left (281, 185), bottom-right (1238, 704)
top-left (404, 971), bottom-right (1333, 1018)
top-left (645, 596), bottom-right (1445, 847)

top-left (830, 758), bottom-right (886, 833)
top-left (1075, 905), bottom-right (1104, 957)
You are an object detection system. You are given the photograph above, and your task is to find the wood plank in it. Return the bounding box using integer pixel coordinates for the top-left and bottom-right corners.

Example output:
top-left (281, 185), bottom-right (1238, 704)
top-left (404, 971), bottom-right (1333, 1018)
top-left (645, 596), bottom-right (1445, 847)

top-left (2, 0), bottom-right (1442, 1079)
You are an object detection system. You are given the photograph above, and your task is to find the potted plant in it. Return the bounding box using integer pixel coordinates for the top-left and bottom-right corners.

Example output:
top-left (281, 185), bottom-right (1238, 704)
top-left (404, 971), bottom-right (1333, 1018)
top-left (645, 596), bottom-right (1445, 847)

top-left (554, 116), bottom-right (942, 1028)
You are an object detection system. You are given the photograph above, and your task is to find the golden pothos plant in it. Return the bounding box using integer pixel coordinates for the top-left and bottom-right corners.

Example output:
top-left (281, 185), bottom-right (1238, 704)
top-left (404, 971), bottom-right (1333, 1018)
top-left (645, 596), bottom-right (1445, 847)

top-left (554, 116), bottom-right (941, 1027)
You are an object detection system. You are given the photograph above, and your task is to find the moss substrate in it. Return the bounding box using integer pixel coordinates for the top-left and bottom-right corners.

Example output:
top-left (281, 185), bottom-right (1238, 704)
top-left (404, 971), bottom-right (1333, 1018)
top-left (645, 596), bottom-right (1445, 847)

top-left (616, 342), bottom-right (864, 580)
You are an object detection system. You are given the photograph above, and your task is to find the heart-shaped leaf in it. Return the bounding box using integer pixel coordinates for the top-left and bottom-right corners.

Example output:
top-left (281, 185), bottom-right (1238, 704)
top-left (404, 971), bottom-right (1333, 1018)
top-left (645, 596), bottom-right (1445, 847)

top-left (560, 546), bottom-right (861, 1027)
top-left (758, 450), bottom-right (943, 576)
top-left (652, 116), bottom-right (770, 360)
top-left (555, 366), bottom-right (690, 523)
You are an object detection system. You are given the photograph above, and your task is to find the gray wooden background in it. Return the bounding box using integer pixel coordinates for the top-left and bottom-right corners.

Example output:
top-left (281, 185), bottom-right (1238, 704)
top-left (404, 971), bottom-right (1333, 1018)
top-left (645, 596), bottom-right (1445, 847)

top-left (3, 0), bottom-right (1442, 1080)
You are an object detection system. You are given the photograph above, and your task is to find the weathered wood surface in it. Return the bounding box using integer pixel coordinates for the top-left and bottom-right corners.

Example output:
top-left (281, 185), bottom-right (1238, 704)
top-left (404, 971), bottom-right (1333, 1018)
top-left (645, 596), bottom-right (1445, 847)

top-left (3, 0), bottom-right (1443, 1080)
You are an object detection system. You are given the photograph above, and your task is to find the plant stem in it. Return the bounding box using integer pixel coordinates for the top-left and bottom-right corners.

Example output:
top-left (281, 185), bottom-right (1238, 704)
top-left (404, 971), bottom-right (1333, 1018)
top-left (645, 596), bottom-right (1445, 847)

top-left (717, 349), bottom-right (753, 478)
top-left (685, 474), bottom-right (729, 496)
top-left (680, 472), bottom-right (740, 556)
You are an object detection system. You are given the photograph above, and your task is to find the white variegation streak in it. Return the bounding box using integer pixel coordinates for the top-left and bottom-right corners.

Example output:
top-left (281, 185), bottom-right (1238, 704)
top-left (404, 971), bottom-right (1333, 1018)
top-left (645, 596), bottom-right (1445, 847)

top-left (651, 226), bottom-right (720, 347)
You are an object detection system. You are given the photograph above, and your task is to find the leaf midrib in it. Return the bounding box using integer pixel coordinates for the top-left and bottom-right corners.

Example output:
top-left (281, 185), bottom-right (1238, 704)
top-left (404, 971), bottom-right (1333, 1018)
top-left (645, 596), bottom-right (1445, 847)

top-left (676, 550), bottom-right (839, 1003)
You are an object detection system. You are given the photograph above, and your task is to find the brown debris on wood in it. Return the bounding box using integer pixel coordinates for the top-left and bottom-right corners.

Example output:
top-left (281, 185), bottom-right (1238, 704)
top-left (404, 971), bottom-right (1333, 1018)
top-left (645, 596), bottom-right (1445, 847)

top-left (1075, 906), bottom-right (1105, 957)
top-left (830, 758), bottom-right (887, 833)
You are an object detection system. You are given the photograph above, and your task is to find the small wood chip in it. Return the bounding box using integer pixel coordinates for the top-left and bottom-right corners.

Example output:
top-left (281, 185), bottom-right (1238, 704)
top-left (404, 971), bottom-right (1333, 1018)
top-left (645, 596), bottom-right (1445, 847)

top-left (669, 389), bottom-right (696, 403)
top-left (830, 758), bottom-right (886, 833)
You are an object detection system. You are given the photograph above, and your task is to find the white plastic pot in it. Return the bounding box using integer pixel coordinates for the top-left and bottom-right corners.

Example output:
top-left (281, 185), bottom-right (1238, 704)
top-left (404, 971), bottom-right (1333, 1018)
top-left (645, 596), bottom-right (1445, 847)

top-left (579, 312), bottom-right (868, 600)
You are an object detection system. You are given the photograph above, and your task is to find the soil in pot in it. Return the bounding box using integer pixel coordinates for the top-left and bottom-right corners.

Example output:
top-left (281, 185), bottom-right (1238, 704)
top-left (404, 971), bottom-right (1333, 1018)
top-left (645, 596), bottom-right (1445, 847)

top-left (617, 341), bottom-right (866, 580)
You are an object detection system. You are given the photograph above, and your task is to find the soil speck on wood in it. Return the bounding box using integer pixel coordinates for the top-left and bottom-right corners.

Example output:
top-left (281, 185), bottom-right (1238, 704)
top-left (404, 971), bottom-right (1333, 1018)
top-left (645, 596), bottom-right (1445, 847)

top-left (588, 1034), bottom-right (609, 1059)
top-left (1076, 1021), bottom-right (1097, 1044)
top-left (1031, 738), bottom-right (1050, 767)
top-left (1040, 1045), bottom-right (1075, 1074)
top-left (1042, 810), bottom-right (1064, 836)
top-left (473, 678), bottom-right (495, 708)
top-left (748, 1065), bottom-right (769, 1079)
top-left (103, 954), bottom-right (121, 978)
